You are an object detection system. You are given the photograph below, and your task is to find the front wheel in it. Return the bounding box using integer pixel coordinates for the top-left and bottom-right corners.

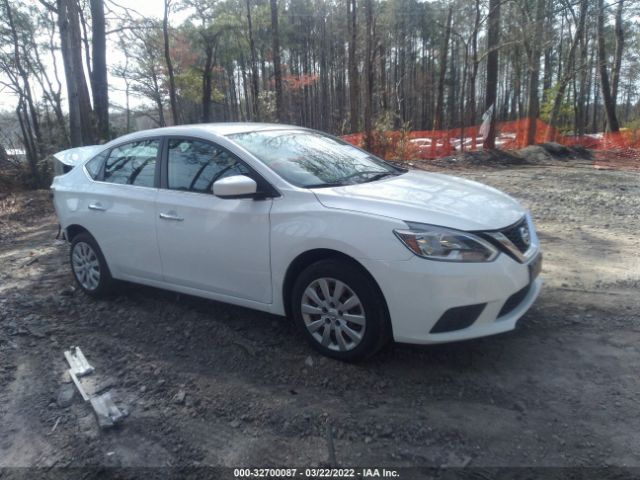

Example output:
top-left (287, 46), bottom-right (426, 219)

top-left (70, 233), bottom-right (114, 298)
top-left (291, 259), bottom-right (390, 361)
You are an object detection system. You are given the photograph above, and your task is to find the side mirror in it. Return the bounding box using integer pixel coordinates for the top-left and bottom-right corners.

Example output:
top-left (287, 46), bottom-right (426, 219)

top-left (213, 175), bottom-right (258, 199)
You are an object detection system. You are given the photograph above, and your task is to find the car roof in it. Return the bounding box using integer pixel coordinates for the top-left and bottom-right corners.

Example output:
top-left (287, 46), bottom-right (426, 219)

top-left (108, 122), bottom-right (304, 145)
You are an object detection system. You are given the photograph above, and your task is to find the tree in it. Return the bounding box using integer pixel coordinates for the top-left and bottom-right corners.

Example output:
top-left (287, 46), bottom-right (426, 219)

top-left (526, 0), bottom-right (545, 145)
top-left (270, 0), bottom-right (284, 122)
top-left (125, 19), bottom-right (168, 127)
top-left (2, 0), bottom-right (640, 185)
top-left (610, 0), bottom-right (624, 107)
top-left (433, 6), bottom-right (452, 131)
top-left (348, 0), bottom-right (358, 133)
top-left (183, 0), bottom-right (225, 123)
top-left (483, 0), bottom-right (501, 149)
top-left (363, 0), bottom-right (373, 151)
top-left (246, 0), bottom-right (260, 120)
top-left (163, 0), bottom-right (180, 124)
top-left (33, 8), bottom-right (68, 144)
top-left (596, 0), bottom-right (620, 132)
top-left (1, 0), bottom-right (42, 183)
top-left (57, 0), bottom-right (95, 146)
top-left (90, 0), bottom-right (109, 141)
top-left (545, 0), bottom-right (587, 140)
top-left (467, 0), bottom-right (481, 128)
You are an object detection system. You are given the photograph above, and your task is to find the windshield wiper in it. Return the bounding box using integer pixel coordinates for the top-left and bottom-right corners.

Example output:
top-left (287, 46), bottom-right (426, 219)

top-left (304, 170), bottom-right (401, 189)
top-left (363, 172), bottom-right (401, 183)
top-left (303, 181), bottom-right (348, 189)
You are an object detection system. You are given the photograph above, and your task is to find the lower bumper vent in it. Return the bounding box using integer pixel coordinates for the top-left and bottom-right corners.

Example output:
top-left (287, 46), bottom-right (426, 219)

top-left (498, 284), bottom-right (532, 318)
top-left (430, 303), bottom-right (486, 334)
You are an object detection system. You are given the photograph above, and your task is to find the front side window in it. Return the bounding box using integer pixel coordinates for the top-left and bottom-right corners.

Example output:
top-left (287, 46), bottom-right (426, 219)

top-left (228, 130), bottom-right (402, 188)
top-left (167, 139), bottom-right (250, 193)
top-left (103, 139), bottom-right (159, 187)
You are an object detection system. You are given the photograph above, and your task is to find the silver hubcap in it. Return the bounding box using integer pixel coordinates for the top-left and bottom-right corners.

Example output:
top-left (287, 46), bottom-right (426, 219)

top-left (301, 277), bottom-right (366, 352)
top-left (72, 242), bottom-right (101, 291)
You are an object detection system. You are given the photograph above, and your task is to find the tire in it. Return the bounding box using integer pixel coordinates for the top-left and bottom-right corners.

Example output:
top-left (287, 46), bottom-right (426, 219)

top-left (69, 232), bottom-right (114, 298)
top-left (291, 259), bottom-right (390, 361)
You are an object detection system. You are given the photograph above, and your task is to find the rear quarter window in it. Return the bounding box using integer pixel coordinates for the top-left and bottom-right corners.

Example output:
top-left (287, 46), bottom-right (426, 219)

top-left (84, 151), bottom-right (108, 180)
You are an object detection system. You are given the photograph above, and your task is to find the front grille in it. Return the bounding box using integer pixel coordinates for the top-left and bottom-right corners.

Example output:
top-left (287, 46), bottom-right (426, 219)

top-left (500, 217), bottom-right (529, 253)
top-left (498, 283), bottom-right (532, 318)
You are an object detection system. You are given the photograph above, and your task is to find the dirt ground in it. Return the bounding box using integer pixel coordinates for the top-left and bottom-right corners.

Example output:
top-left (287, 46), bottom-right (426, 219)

top-left (1, 156), bottom-right (639, 475)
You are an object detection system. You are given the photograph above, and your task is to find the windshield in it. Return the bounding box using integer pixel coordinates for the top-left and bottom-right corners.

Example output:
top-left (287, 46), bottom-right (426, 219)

top-left (227, 129), bottom-right (403, 188)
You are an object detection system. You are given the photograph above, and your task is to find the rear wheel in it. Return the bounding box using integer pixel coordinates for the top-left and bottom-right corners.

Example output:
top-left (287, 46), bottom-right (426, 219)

top-left (291, 259), bottom-right (390, 361)
top-left (70, 233), bottom-right (113, 297)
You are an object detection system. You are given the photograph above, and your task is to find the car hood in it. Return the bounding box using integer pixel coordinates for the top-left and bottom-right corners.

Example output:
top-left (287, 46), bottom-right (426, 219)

top-left (312, 170), bottom-right (525, 231)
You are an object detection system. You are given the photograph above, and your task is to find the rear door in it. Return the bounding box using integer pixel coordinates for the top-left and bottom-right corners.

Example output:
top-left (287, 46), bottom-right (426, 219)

top-left (154, 137), bottom-right (273, 303)
top-left (80, 138), bottom-right (163, 281)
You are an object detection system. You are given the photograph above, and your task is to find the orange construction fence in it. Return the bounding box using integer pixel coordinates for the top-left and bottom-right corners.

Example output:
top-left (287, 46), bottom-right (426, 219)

top-left (342, 119), bottom-right (640, 164)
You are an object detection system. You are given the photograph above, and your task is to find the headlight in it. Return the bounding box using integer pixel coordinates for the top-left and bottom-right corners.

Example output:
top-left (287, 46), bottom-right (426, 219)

top-left (394, 222), bottom-right (498, 262)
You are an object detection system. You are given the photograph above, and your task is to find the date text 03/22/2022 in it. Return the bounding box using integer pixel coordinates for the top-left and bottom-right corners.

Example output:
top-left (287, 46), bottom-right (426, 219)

top-left (233, 468), bottom-right (400, 478)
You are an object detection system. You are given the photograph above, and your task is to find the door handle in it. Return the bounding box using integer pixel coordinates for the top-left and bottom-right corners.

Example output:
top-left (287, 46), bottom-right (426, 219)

top-left (88, 203), bottom-right (106, 211)
top-left (159, 212), bottom-right (184, 222)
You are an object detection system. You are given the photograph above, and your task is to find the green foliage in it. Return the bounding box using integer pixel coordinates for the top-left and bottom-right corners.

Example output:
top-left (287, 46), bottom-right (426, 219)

top-left (363, 111), bottom-right (420, 161)
top-left (174, 70), bottom-right (201, 102)
top-left (540, 85), bottom-right (573, 134)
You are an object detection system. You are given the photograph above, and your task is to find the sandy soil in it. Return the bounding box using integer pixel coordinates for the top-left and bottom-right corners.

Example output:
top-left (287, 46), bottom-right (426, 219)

top-left (0, 159), bottom-right (639, 474)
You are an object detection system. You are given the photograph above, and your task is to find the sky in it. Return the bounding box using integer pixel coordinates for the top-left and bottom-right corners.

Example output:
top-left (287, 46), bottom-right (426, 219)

top-left (0, 0), bottom-right (191, 113)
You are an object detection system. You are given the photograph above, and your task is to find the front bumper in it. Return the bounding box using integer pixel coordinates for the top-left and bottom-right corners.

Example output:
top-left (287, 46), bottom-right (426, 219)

top-left (360, 251), bottom-right (542, 344)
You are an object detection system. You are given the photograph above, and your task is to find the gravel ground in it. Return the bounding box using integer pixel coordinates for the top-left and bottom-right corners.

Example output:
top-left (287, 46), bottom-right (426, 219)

top-left (0, 159), bottom-right (639, 474)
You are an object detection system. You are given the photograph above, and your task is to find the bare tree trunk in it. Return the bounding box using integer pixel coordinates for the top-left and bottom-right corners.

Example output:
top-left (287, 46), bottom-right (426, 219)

top-left (433, 6), bottom-right (452, 131)
top-left (363, 0), bottom-right (373, 151)
top-left (483, 0), bottom-right (500, 149)
top-left (592, 71), bottom-right (600, 133)
top-left (240, 55), bottom-right (251, 120)
top-left (526, 0), bottom-right (545, 145)
top-left (270, 0), bottom-right (284, 122)
top-left (447, 39), bottom-right (457, 128)
top-left (125, 77), bottom-right (131, 133)
top-left (379, 44), bottom-right (388, 112)
top-left (90, 0), bottom-right (109, 141)
top-left (468, 0), bottom-right (480, 128)
top-left (348, 0), bottom-right (358, 133)
top-left (246, 0), bottom-right (260, 120)
top-left (576, 12), bottom-right (589, 136)
top-left (148, 62), bottom-right (166, 128)
top-left (319, 8), bottom-right (330, 130)
top-left (259, 46), bottom-right (268, 92)
top-left (202, 44), bottom-right (213, 123)
top-left (227, 64), bottom-right (239, 121)
top-left (596, 0), bottom-right (620, 132)
top-left (460, 40), bottom-right (469, 149)
top-left (611, 0), bottom-right (624, 106)
top-left (163, 0), bottom-right (179, 125)
top-left (29, 16), bottom-right (68, 144)
top-left (77, 6), bottom-right (92, 82)
top-left (56, 0), bottom-right (94, 146)
top-left (16, 100), bottom-right (40, 184)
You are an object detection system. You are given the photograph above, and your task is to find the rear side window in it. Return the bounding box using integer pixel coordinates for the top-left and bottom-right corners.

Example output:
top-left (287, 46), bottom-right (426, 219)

top-left (103, 139), bottom-right (160, 187)
top-left (85, 151), bottom-right (108, 180)
top-left (167, 139), bottom-right (250, 193)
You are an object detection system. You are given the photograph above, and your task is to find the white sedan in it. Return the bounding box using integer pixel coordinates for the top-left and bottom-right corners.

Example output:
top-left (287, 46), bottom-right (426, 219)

top-left (51, 123), bottom-right (542, 361)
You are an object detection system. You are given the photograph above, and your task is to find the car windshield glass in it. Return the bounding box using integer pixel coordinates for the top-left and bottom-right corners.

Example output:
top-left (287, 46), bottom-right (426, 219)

top-left (228, 130), bottom-right (401, 188)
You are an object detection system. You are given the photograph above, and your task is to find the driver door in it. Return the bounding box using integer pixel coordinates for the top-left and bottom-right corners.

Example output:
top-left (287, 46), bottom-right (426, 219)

top-left (155, 137), bottom-right (273, 304)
